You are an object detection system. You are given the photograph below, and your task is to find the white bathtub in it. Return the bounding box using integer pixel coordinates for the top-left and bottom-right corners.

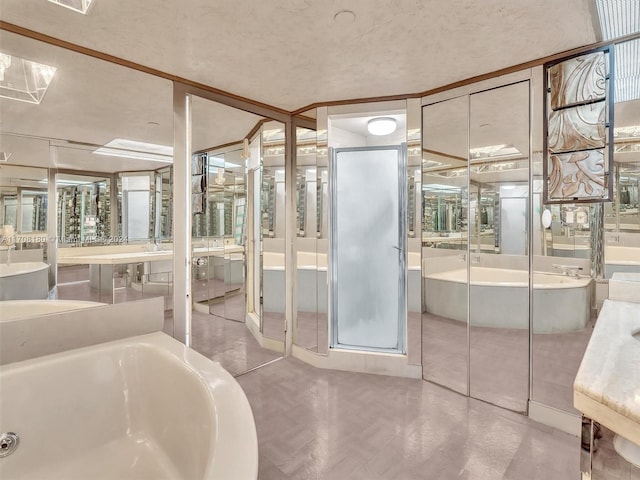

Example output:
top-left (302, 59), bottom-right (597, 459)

top-left (0, 332), bottom-right (258, 479)
top-left (605, 246), bottom-right (640, 279)
top-left (424, 267), bottom-right (592, 333)
top-left (0, 262), bottom-right (49, 301)
top-left (0, 300), bottom-right (104, 321)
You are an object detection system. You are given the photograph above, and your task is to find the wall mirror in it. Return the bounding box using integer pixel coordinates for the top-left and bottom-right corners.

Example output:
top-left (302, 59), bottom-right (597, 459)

top-left (294, 114), bottom-right (321, 352)
top-left (604, 37), bottom-right (640, 269)
top-left (259, 121), bottom-right (287, 345)
top-left (468, 81), bottom-right (530, 412)
top-left (0, 29), bottom-right (175, 332)
top-left (422, 95), bottom-right (469, 395)
top-left (0, 160), bottom-right (50, 286)
top-left (189, 95), bottom-right (284, 375)
top-left (530, 39), bottom-right (640, 415)
top-left (422, 81), bottom-right (531, 412)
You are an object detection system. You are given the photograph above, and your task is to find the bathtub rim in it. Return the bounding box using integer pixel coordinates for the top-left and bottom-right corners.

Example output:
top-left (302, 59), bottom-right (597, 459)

top-left (0, 300), bottom-right (105, 322)
top-left (424, 266), bottom-right (592, 289)
top-left (0, 331), bottom-right (258, 480)
top-left (0, 261), bottom-right (49, 278)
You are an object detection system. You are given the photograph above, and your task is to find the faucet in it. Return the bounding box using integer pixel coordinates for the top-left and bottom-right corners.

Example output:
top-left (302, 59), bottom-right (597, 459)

top-left (4, 245), bottom-right (15, 266)
top-left (553, 264), bottom-right (583, 278)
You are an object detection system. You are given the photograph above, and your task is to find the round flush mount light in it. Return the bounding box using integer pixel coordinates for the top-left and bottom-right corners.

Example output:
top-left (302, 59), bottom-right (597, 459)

top-left (367, 117), bottom-right (397, 136)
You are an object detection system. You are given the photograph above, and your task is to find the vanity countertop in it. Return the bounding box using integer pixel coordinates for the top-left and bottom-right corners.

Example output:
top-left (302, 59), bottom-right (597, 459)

top-left (574, 299), bottom-right (640, 445)
top-left (58, 245), bottom-right (244, 265)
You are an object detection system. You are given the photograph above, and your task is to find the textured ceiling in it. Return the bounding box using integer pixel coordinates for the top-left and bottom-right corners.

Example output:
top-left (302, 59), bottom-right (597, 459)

top-left (0, 0), bottom-right (598, 111)
top-left (0, 0), bottom-right (603, 183)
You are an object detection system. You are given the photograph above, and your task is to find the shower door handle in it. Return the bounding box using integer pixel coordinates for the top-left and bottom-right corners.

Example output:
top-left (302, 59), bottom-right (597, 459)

top-left (392, 245), bottom-right (400, 251)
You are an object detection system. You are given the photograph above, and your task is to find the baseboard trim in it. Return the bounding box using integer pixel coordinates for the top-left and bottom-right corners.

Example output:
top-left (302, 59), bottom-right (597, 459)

top-left (528, 400), bottom-right (581, 436)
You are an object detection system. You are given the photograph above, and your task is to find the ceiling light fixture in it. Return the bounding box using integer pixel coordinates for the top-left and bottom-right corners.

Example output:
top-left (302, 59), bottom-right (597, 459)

top-left (0, 53), bottom-right (57, 104)
top-left (469, 144), bottom-right (521, 159)
top-left (367, 117), bottom-right (397, 136)
top-left (48, 0), bottom-right (94, 14)
top-left (93, 139), bottom-right (173, 163)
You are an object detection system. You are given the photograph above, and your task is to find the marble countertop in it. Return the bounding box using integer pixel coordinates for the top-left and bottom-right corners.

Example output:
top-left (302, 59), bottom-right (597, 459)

top-left (574, 299), bottom-right (640, 444)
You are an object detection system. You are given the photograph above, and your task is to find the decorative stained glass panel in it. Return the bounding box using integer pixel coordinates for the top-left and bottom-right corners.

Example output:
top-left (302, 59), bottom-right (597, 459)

top-left (548, 101), bottom-right (606, 153)
top-left (545, 48), bottom-right (612, 203)
top-left (548, 150), bottom-right (606, 199)
top-left (549, 52), bottom-right (606, 110)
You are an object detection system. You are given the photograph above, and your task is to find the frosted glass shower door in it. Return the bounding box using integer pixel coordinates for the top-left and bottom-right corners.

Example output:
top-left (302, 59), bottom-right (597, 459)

top-left (330, 146), bottom-right (406, 352)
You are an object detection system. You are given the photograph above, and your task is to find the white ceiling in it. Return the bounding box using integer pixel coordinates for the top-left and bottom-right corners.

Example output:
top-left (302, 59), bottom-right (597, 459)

top-left (0, 0), bottom-right (598, 111)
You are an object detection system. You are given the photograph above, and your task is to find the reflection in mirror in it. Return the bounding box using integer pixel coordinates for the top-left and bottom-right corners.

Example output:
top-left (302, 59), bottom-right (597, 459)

top-left (532, 40), bottom-right (639, 414)
top-left (0, 160), bottom-right (51, 302)
top-left (469, 81), bottom-right (529, 412)
top-left (604, 37), bottom-right (640, 275)
top-left (0, 29), bottom-right (174, 333)
top-left (260, 121), bottom-right (287, 344)
top-left (294, 120), bottom-right (320, 351)
top-left (189, 95), bottom-right (282, 376)
top-left (422, 96), bottom-right (469, 395)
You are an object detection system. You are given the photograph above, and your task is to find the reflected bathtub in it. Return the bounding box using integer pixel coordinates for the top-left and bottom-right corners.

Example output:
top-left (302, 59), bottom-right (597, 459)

top-left (0, 332), bottom-right (258, 479)
top-left (263, 251), bottom-right (328, 314)
top-left (424, 267), bottom-right (592, 333)
top-left (605, 246), bottom-right (640, 279)
top-left (0, 300), bottom-right (104, 321)
top-left (0, 262), bottom-right (49, 301)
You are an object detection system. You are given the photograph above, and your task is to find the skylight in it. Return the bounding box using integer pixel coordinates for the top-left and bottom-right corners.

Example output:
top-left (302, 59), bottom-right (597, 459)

top-left (48, 0), bottom-right (94, 14)
top-left (0, 54), bottom-right (57, 104)
top-left (595, 1), bottom-right (640, 103)
top-left (595, 0), bottom-right (640, 41)
top-left (93, 139), bottom-right (173, 163)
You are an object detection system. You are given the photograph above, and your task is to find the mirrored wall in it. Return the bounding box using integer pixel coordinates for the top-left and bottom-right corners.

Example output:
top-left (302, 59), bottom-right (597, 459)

top-left (188, 94), bottom-right (285, 375)
top-left (423, 80), bottom-right (532, 413)
top-left (0, 29), bottom-right (175, 330)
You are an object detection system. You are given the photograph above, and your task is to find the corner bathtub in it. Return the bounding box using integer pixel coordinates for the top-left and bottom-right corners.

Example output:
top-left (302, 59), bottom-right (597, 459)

top-left (0, 262), bottom-right (49, 301)
top-left (0, 300), bottom-right (104, 321)
top-left (0, 332), bottom-right (258, 480)
top-left (424, 267), bottom-right (592, 333)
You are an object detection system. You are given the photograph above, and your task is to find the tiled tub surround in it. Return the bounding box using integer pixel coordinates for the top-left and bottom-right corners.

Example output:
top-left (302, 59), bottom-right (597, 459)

top-left (574, 299), bottom-right (640, 469)
top-left (0, 332), bottom-right (258, 480)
